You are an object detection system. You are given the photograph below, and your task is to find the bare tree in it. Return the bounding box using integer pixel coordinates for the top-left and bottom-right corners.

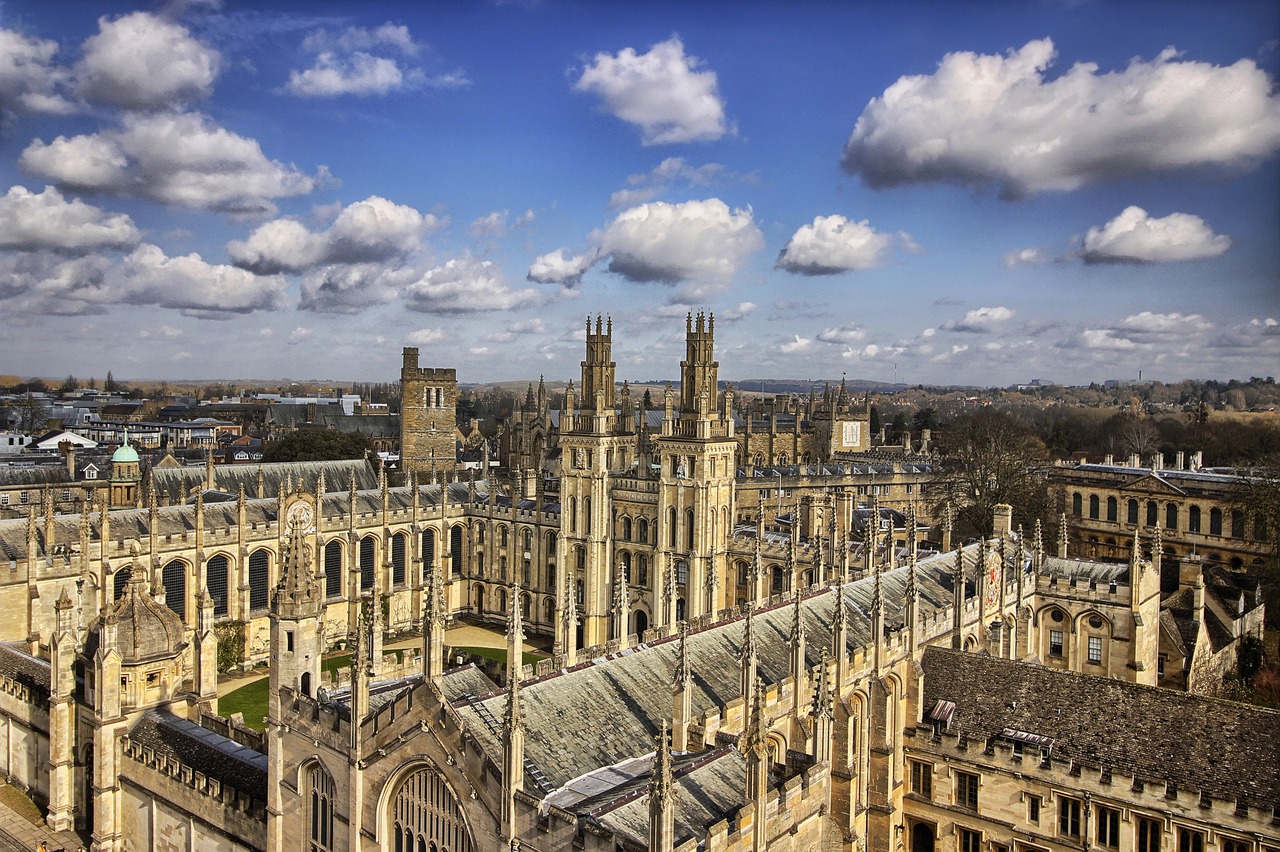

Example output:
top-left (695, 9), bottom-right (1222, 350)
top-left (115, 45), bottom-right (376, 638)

top-left (1115, 415), bottom-right (1161, 459)
top-left (931, 409), bottom-right (1055, 540)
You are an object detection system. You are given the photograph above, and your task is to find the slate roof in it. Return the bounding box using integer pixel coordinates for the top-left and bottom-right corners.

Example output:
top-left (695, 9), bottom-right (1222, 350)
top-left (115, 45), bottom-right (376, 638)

top-left (126, 711), bottom-right (268, 801)
top-left (582, 748), bottom-right (748, 848)
top-left (453, 545), bottom-right (989, 793)
top-left (0, 643), bottom-right (50, 701)
top-left (919, 647), bottom-right (1280, 810)
top-left (1039, 557), bottom-right (1129, 584)
top-left (149, 459), bottom-right (379, 503)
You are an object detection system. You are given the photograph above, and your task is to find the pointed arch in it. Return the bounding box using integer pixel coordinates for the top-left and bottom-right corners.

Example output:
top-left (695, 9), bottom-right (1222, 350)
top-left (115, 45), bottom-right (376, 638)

top-left (379, 762), bottom-right (476, 852)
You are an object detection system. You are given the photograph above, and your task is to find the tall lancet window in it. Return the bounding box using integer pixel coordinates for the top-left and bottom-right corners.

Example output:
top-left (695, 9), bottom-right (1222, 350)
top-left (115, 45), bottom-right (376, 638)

top-left (308, 763), bottom-right (335, 852)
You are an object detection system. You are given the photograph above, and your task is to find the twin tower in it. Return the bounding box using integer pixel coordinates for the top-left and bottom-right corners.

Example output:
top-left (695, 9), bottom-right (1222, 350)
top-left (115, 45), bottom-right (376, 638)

top-left (401, 313), bottom-right (740, 650)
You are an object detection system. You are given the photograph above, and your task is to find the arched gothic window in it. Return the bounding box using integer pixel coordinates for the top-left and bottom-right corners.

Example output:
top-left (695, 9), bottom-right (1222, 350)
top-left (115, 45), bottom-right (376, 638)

top-left (391, 533), bottom-right (407, 586)
top-left (206, 554), bottom-right (229, 617)
top-left (421, 529), bottom-right (436, 579)
top-left (249, 549), bottom-right (270, 611)
top-left (308, 763), bottom-right (335, 852)
top-left (162, 560), bottom-right (186, 621)
top-left (360, 536), bottom-right (376, 590)
top-left (324, 541), bottom-right (343, 599)
top-left (391, 766), bottom-right (473, 852)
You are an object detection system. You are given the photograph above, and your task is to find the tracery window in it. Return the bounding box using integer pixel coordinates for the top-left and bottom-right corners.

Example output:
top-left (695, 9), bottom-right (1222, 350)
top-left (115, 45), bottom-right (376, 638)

top-left (391, 766), bottom-right (473, 852)
top-left (308, 763), bottom-right (335, 852)
top-left (324, 541), bottom-right (343, 599)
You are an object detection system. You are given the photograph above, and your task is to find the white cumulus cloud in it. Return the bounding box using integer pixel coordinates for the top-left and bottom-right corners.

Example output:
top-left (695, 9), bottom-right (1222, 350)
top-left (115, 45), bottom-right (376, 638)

top-left (0, 244), bottom-right (284, 317)
top-left (574, 36), bottom-right (730, 145)
top-left (944, 306), bottom-right (1016, 333)
top-left (1003, 247), bottom-right (1047, 268)
top-left (405, 256), bottom-right (539, 314)
top-left (0, 28), bottom-right (73, 115)
top-left (287, 23), bottom-right (466, 97)
top-left (776, 215), bottom-right (908, 275)
top-left (817, 323), bottom-right (867, 345)
top-left (229, 195), bottom-right (441, 273)
top-left (597, 198), bottom-right (762, 286)
top-left (1116, 312), bottom-right (1212, 334)
top-left (76, 12), bottom-right (220, 110)
top-left (0, 185), bottom-right (139, 252)
top-left (21, 112), bottom-right (323, 215)
top-left (527, 248), bottom-right (598, 287)
top-left (1082, 206), bottom-right (1231, 263)
top-left (842, 39), bottom-right (1280, 197)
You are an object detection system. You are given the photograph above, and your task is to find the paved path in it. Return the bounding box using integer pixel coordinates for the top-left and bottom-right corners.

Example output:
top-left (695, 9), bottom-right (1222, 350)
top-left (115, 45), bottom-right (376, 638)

top-left (0, 785), bottom-right (87, 852)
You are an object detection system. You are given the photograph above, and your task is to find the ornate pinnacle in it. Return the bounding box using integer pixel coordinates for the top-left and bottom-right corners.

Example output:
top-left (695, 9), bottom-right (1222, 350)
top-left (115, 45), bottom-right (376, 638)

top-left (811, 651), bottom-right (833, 721)
top-left (674, 621), bottom-right (692, 688)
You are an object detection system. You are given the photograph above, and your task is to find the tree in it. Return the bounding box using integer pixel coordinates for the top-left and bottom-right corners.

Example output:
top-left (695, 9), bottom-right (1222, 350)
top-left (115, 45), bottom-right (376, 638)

top-left (2, 395), bottom-right (50, 434)
top-left (869, 405), bottom-right (881, 436)
top-left (931, 409), bottom-right (1054, 540)
top-left (59, 374), bottom-right (78, 395)
top-left (1232, 453), bottom-right (1280, 627)
top-left (912, 407), bottom-right (939, 432)
top-left (104, 371), bottom-right (116, 393)
top-left (1108, 414), bottom-right (1161, 459)
top-left (263, 429), bottom-right (371, 463)
top-left (890, 412), bottom-right (909, 441)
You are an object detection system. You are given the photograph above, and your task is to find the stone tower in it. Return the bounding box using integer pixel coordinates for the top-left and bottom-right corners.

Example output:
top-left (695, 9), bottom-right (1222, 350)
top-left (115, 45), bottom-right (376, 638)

top-left (108, 434), bottom-right (141, 508)
top-left (655, 312), bottom-right (736, 625)
top-left (267, 494), bottom-right (324, 852)
top-left (400, 346), bottom-right (458, 479)
top-left (558, 316), bottom-right (639, 649)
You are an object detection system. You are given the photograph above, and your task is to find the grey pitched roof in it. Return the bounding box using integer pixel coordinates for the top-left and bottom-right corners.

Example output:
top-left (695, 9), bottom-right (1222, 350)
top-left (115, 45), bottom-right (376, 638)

top-left (0, 643), bottom-right (50, 701)
top-left (452, 546), bottom-right (986, 792)
top-left (581, 748), bottom-right (748, 848)
top-left (126, 711), bottom-right (267, 801)
top-left (920, 646), bottom-right (1280, 810)
top-left (148, 459), bottom-right (379, 503)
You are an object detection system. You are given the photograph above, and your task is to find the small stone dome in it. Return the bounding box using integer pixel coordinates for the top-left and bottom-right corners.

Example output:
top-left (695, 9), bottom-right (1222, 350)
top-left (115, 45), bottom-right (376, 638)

top-left (82, 566), bottom-right (186, 665)
top-left (112, 440), bottom-right (140, 465)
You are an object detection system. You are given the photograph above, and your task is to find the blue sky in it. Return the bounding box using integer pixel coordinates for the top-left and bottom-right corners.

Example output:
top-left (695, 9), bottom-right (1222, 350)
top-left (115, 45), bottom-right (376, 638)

top-left (0, 0), bottom-right (1277, 387)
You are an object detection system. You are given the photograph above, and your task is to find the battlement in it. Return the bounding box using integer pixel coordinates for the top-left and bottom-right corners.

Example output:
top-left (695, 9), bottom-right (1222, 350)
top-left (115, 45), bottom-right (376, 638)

top-left (400, 347), bottom-right (458, 381)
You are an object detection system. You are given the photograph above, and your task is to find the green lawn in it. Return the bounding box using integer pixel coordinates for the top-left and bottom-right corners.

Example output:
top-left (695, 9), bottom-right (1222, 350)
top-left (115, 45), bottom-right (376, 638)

top-left (453, 646), bottom-right (545, 667)
top-left (217, 646), bottom-right (545, 732)
top-left (218, 678), bottom-right (270, 731)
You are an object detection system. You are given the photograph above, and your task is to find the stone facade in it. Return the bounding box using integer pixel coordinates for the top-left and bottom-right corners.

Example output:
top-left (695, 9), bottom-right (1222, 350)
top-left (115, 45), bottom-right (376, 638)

top-left (0, 316), bottom-right (1272, 851)
top-left (398, 346), bottom-right (458, 480)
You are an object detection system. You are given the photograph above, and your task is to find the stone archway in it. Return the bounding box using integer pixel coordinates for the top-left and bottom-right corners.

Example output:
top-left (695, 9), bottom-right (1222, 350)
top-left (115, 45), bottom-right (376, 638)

top-left (910, 821), bottom-right (935, 852)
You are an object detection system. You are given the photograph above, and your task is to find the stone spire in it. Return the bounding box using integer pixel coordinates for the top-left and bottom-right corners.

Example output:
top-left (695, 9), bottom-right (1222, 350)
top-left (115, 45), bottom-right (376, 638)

top-left (422, 527), bottom-right (447, 689)
top-left (502, 582), bottom-right (525, 845)
top-left (742, 678), bottom-right (769, 852)
top-left (612, 558), bottom-right (629, 646)
top-left (648, 721), bottom-right (675, 852)
top-left (790, 586), bottom-right (807, 698)
top-left (811, 650), bottom-right (834, 765)
top-left (951, 544), bottom-right (965, 650)
top-left (831, 585), bottom-right (849, 684)
top-left (1151, 522), bottom-right (1162, 575)
top-left (673, 621), bottom-right (693, 752)
top-left (1033, 518), bottom-right (1044, 574)
top-left (1058, 512), bottom-right (1068, 558)
top-left (740, 608), bottom-right (758, 705)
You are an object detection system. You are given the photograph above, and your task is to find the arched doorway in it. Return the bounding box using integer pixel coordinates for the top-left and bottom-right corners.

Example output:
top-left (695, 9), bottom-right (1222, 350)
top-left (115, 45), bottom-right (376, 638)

top-left (910, 822), bottom-right (935, 852)
top-left (634, 610), bottom-right (648, 637)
